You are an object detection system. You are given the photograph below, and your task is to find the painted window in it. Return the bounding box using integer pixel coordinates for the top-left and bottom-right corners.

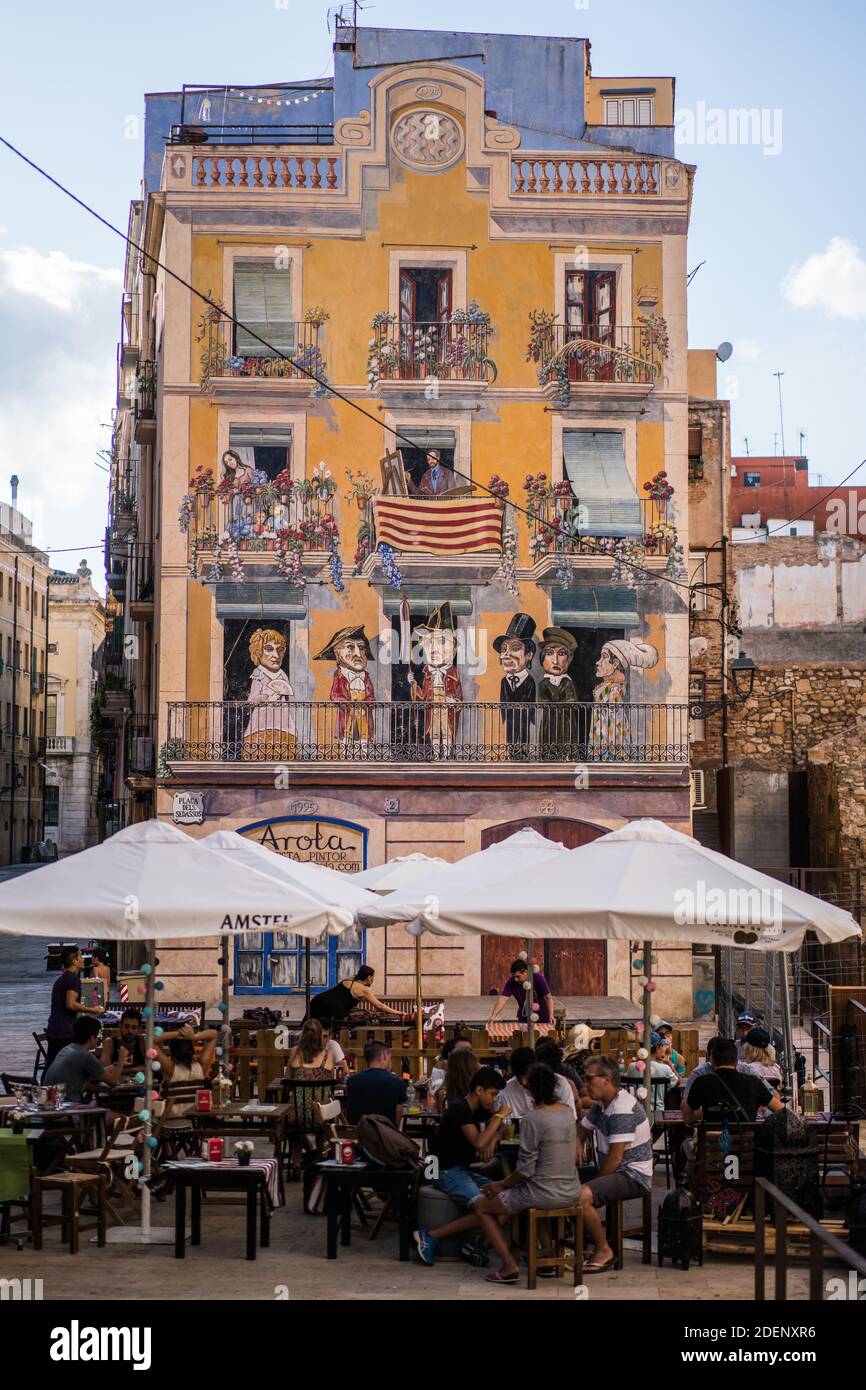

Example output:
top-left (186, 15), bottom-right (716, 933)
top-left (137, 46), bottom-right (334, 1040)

top-left (562, 429), bottom-right (641, 536)
top-left (603, 96), bottom-right (654, 126)
top-left (233, 261), bottom-right (295, 357)
top-left (227, 424), bottom-right (293, 484)
top-left (235, 924), bottom-right (365, 995)
top-left (395, 425), bottom-right (459, 492)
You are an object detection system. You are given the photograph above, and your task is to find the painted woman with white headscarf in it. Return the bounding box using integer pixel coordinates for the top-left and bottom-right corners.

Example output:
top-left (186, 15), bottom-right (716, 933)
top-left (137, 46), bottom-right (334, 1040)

top-left (588, 638), bottom-right (658, 760)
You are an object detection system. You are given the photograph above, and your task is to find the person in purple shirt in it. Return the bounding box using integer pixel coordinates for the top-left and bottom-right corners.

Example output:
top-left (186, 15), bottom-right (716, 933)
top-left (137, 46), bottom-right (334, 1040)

top-left (486, 959), bottom-right (555, 1028)
top-left (46, 946), bottom-right (104, 1065)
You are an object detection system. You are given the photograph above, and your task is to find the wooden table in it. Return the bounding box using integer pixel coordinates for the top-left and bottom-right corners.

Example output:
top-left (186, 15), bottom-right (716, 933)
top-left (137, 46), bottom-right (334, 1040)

top-left (317, 1160), bottom-right (414, 1261)
top-left (164, 1158), bottom-right (280, 1261)
top-left (0, 1102), bottom-right (108, 1145)
top-left (190, 1102), bottom-right (290, 1161)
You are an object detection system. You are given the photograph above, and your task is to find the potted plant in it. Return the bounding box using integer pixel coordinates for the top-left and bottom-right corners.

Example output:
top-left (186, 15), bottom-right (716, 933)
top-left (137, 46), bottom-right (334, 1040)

top-left (234, 1140), bottom-right (254, 1167)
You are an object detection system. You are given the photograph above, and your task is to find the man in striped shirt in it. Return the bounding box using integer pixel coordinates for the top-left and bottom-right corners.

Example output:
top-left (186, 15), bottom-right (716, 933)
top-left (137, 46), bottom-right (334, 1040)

top-left (577, 1056), bottom-right (654, 1274)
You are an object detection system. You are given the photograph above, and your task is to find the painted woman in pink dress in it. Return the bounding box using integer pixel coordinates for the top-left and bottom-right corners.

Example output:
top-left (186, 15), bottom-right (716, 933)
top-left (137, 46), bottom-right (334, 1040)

top-left (588, 639), bottom-right (657, 761)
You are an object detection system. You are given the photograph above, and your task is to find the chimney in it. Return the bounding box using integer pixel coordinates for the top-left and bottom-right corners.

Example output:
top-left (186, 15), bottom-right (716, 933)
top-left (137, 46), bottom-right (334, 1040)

top-left (10, 474), bottom-right (18, 506)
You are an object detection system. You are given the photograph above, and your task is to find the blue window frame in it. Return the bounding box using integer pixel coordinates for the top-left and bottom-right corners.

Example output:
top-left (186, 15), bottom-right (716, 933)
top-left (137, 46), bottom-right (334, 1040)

top-left (233, 816), bottom-right (367, 995)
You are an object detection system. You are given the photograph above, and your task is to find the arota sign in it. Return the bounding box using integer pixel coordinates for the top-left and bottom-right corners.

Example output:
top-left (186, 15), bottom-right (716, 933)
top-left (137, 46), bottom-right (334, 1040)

top-left (237, 817), bottom-right (366, 874)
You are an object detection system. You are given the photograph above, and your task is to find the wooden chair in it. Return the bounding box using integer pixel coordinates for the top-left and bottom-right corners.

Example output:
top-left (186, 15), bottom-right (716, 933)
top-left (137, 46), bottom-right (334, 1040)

top-left (31, 1172), bottom-right (106, 1254)
top-left (510, 1204), bottom-right (584, 1290)
top-left (158, 1081), bottom-right (208, 1157)
top-left (65, 1114), bottom-right (144, 1224)
top-left (606, 1188), bottom-right (654, 1269)
top-left (1, 1073), bottom-right (35, 1097)
top-left (32, 1033), bottom-right (49, 1083)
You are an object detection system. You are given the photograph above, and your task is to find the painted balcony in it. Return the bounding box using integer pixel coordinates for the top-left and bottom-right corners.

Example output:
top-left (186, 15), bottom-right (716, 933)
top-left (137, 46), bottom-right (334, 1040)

top-left (179, 466), bottom-right (340, 588)
top-left (367, 313), bottom-right (496, 393)
top-left (165, 700), bottom-right (689, 769)
top-left (200, 315), bottom-right (329, 395)
top-left (528, 319), bottom-right (665, 402)
top-left (356, 493), bottom-right (505, 586)
top-left (511, 155), bottom-right (660, 198)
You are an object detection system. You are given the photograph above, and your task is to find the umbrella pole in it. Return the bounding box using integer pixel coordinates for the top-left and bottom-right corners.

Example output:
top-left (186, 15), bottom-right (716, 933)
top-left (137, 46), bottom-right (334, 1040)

top-left (779, 951), bottom-right (798, 1110)
top-left (142, 939), bottom-right (155, 1238)
top-left (221, 935), bottom-right (230, 1023)
top-left (305, 939), bottom-right (311, 1018)
top-left (526, 939), bottom-right (535, 1049)
top-left (415, 933), bottom-right (425, 1078)
top-left (642, 940), bottom-right (653, 1122)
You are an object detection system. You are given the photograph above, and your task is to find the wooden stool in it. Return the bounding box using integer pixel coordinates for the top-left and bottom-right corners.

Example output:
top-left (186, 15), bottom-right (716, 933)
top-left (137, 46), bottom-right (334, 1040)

top-left (31, 1173), bottom-right (107, 1254)
top-left (605, 1190), bottom-right (653, 1269)
top-left (511, 1204), bottom-right (584, 1290)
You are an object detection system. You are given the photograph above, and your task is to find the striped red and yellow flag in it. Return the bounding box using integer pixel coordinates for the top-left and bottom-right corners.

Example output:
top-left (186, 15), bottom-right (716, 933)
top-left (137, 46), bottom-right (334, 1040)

top-left (373, 497), bottom-right (502, 555)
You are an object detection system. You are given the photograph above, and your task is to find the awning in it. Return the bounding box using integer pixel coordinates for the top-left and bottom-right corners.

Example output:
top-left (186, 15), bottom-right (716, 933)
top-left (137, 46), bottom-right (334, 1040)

top-left (552, 586), bottom-right (639, 628)
top-left (383, 585), bottom-right (473, 617)
top-left (214, 583), bottom-right (308, 621)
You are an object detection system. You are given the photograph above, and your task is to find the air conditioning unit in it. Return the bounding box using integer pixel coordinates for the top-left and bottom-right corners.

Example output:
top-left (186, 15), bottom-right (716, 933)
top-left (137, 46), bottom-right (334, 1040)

top-left (690, 769), bottom-right (707, 809)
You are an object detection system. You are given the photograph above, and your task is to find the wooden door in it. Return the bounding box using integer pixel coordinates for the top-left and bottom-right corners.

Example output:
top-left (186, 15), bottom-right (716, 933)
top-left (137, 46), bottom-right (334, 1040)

top-left (399, 270), bottom-right (416, 378)
top-left (564, 270), bottom-right (588, 382)
top-left (480, 817), bottom-right (608, 998)
top-left (591, 271), bottom-right (616, 382)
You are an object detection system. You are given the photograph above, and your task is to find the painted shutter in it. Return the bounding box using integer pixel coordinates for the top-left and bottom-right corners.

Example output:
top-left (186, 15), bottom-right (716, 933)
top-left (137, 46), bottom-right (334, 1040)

top-left (562, 429), bottom-right (641, 536)
top-left (233, 262), bottom-right (294, 357)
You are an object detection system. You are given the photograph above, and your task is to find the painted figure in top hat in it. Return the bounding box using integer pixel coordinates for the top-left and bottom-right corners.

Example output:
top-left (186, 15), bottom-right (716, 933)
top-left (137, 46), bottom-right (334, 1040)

top-left (537, 627), bottom-right (578, 757)
top-left (410, 602), bottom-right (462, 758)
top-left (315, 624), bottom-right (375, 756)
top-left (494, 613), bottom-right (537, 758)
top-left (588, 638), bottom-right (658, 761)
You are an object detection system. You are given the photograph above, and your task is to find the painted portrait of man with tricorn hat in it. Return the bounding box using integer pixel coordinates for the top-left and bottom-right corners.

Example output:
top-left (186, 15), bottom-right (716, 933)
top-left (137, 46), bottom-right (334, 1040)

top-left (494, 613), bottom-right (537, 758)
top-left (537, 627), bottom-right (579, 756)
top-left (409, 601), bottom-right (462, 758)
top-left (315, 624), bottom-right (375, 754)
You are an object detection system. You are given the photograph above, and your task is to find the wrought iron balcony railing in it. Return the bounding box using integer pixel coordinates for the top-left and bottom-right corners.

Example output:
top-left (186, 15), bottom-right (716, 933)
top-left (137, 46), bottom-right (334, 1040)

top-left (126, 714), bottom-right (156, 777)
top-left (369, 317), bottom-right (496, 386)
top-left (202, 316), bottom-right (327, 388)
top-left (528, 495), bottom-right (673, 560)
top-left (165, 699), bottom-right (689, 766)
top-left (109, 457), bottom-right (137, 532)
top-left (530, 321), bottom-right (662, 387)
top-left (135, 360), bottom-right (156, 419)
top-left (180, 472), bottom-right (336, 579)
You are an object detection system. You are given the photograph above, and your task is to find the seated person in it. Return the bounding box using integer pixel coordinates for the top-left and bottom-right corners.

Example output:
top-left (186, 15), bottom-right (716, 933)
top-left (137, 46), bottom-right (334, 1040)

top-left (317, 1017), bottom-right (347, 1078)
top-left (683, 1035), bottom-right (757, 1099)
top-left (414, 1067), bottom-right (509, 1266)
top-left (535, 1038), bottom-right (585, 1107)
top-left (499, 1046), bottom-right (576, 1118)
top-left (739, 1028), bottom-right (783, 1088)
top-left (435, 1048), bottom-right (480, 1115)
top-left (654, 1021), bottom-right (687, 1077)
top-left (627, 1037), bottom-right (680, 1112)
top-left (682, 1037), bottom-right (784, 1124)
top-left (44, 1015), bottom-right (128, 1103)
top-left (100, 1008), bottom-right (146, 1069)
top-left (345, 1041), bottom-right (406, 1127)
top-left (427, 1035), bottom-right (474, 1099)
top-left (578, 1056), bottom-right (655, 1274)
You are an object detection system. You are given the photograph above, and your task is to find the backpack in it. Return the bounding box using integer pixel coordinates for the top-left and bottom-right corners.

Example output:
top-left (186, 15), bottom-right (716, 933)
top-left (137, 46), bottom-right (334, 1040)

top-left (356, 1114), bottom-right (422, 1170)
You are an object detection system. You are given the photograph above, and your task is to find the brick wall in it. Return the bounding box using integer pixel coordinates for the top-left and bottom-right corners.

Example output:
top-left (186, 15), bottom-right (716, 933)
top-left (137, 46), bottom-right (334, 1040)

top-left (807, 716), bottom-right (866, 867)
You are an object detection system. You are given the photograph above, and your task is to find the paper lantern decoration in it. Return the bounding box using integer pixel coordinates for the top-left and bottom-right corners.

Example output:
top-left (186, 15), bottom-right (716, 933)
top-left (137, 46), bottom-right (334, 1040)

top-left (134, 1071), bottom-right (145, 1085)
top-left (146, 1048), bottom-right (158, 1060)
top-left (634, 1060), bottom-right (646, 1073)
top-left (647, 981), bottom-right (658, 993)
top-left (636, 1086), bottom-right (648, 1101)
top-left (154, 1026), bottom-right (163, 1037)
top-left (152, 1061), bottom-right (162, 1072)
top-left (138, 1109), bottom-right (150, 1122)
top-left (635, 1022), bottom-right (644, 1036)
top-left (215, 1047), bottom-right (223, 1058)
top-left (151, 1090), bottom-right (159, 1100)
top-left (155, 980), bottom-right (165, 991)
top-left (142, 1006), bottom-right (152, 1018)
top-left (650, 1014), bottom-right (661, 1027)
top-left (217, 1001), bottom-right (228, 1013)
top-left (633, 959), bottom-right (644, 971)
top-left (530, 1011), bottom-right (539, 1022)
top-left (636, 1048), bottom-right (649, 1060)
top-left (141, 963), bottom-right (152, 975)
top-left (147, 1137), bottom-right (158, 1149)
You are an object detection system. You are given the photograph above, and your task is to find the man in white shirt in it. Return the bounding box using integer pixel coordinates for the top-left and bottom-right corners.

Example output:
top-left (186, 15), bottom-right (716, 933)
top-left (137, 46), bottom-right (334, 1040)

top-left (578, 1056), bottom-right (654, 1274)
top-left (498, 1047), bottom-right (576, 1118)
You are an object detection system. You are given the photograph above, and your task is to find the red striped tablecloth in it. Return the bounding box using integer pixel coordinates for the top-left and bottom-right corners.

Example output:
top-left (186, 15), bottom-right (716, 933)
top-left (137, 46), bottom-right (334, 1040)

top-left (485, 1022), bottom-right (558, 1042)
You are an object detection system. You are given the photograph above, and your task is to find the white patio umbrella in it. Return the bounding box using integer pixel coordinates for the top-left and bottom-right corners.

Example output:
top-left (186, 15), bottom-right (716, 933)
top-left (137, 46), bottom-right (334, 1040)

top-left (357, 831), bottom-right (571, 1047)
top-left (353, 853), bottom-right (449, 894)
top-left (0, 820), bottom-right (359, 1243)
top-left (201, 828), bottom-right (378, 1016)
top-left (408, 819), bottom-right (861, 1107)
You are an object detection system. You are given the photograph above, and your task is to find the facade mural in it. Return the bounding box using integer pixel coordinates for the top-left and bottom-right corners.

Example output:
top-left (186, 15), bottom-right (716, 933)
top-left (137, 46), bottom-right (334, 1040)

top-left (315, 623), bottom-right (375, 756)
top-left (410, 602), bottom-right (463, 758)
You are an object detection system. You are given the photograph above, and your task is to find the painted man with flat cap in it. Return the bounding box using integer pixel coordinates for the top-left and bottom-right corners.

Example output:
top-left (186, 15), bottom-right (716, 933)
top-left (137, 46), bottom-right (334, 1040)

top-left (537, 627), bottom-right (578, 756)
top-left (494, 613), bottom-right (537, 758)
top-left (410, 601), bottom-right (462, 758)
top-left (315, 624), bottom-right (375, 755)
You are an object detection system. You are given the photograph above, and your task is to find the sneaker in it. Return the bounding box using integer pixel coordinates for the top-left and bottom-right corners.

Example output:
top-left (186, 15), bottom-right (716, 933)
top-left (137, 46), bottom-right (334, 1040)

top-left (461, 1239), bottom-right (490, 1268)
top-left (414, 1227), bottom-right (438, 1266)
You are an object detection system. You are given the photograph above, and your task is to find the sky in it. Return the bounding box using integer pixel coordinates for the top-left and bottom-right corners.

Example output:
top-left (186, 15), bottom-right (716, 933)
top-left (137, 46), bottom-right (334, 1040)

top-left (0, 0), bottom-right (864, 585)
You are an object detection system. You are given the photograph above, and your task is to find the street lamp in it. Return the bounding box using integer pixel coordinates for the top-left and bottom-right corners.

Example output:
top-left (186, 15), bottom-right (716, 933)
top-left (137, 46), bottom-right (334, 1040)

top-left (690, 652), bottom-right (757, 719)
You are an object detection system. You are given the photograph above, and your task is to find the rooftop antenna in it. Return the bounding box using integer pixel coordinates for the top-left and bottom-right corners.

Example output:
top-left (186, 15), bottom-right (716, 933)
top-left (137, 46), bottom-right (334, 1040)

top-left (743, 437), bottom-right (750, 456)
top-left (798, 429), bottom-right (807, 456)
top-left (773, 371), bottom-right (786, 458)
top-left (772, 433), bottom-right (779, 455)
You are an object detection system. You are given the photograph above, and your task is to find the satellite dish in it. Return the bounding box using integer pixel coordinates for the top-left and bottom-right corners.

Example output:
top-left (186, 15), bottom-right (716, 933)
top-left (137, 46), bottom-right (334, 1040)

top-left (716, 341), bottom-right (734, 363)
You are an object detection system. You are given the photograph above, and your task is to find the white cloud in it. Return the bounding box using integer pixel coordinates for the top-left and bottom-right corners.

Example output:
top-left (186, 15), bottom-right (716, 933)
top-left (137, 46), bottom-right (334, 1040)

top-left (782, 236), bottom-right (866, 321)
top-left (0, 246), bottom-right (121, 313)
top-left (734, 338), bottom-right (765, 361)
